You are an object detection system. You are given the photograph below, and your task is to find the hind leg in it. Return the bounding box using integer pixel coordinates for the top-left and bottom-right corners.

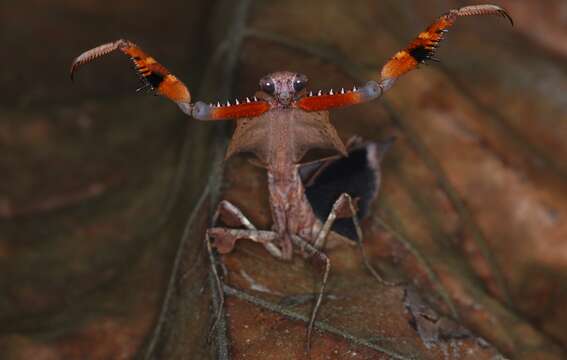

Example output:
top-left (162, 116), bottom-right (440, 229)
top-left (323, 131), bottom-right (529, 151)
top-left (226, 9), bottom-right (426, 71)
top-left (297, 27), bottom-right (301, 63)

top-left (290, 235), bottom-right (331, 354)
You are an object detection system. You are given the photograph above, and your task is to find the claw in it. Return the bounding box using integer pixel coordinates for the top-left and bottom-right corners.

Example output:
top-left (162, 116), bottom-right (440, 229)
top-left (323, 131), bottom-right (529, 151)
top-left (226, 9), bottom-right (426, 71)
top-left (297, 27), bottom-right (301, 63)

top-left (380, 4), bottom-right (513, 80)
top-left (70, 39), bottom-right (192, 114)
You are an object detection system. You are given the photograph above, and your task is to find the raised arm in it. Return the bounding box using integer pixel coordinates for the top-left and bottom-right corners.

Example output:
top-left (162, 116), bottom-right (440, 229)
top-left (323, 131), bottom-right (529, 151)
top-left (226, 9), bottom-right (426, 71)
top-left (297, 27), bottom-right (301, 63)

top-left (297, 4), bottom-right (512, 112)
top-left (70, 39), bottom-right (270, 120)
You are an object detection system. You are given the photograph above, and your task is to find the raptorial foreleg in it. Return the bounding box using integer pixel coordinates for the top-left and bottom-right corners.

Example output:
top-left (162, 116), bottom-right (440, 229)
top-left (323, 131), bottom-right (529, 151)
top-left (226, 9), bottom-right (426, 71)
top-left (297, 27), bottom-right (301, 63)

top-left (70, 40), bottom-right (271, 120)
top-left (297, 4), bottom-right (512, 112)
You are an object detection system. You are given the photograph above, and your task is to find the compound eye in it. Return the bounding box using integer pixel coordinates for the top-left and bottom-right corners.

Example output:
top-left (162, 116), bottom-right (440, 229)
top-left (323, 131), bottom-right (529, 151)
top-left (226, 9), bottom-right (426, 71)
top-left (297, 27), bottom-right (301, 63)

top-left (260, 78), bottom-right (275, 95)
top-left (293, 74), bottom-right (308, 92)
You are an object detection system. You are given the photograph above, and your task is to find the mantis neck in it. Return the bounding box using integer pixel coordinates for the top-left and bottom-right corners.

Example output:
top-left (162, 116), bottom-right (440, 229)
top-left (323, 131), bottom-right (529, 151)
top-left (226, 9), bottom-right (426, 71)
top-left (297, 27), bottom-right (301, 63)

top-left (266, 160), bottom-right (316, 260)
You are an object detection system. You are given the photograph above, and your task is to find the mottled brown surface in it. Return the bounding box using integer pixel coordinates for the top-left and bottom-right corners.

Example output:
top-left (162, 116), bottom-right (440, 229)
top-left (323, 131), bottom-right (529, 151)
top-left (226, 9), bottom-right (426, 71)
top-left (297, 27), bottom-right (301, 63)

top-left (1, 0), bottom-right (566, 359)
top-left (0, 0), bottom-right (218, 359)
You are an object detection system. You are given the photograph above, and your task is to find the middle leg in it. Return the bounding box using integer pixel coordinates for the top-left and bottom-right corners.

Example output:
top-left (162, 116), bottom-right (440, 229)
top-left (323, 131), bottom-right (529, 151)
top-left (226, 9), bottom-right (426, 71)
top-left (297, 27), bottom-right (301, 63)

top-left (206, 200), bottom-right (285, 340)
top-left (313, 193), bottom-right (395, 286)
top-left (209, 200), bottom-right (283, 258)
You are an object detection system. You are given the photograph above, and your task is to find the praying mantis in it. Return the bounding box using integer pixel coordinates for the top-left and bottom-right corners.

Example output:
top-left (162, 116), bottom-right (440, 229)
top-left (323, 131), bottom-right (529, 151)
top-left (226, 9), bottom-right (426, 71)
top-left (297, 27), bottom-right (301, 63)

top-left (70, 4), bottom-right (512, 353)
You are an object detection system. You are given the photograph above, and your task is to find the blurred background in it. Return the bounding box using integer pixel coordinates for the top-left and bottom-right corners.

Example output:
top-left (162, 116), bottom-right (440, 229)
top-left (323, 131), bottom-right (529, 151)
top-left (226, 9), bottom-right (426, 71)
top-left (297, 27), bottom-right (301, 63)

top-left (1, 0), bottom-right (566, 359)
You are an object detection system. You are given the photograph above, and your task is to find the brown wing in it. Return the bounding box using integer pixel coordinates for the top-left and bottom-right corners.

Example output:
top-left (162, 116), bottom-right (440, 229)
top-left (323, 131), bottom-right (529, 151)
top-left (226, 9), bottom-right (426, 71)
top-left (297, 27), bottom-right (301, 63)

top-left (70, 39), bottom-right (191, 109)
top-left (380, 4), bottom-right (513, 80)
top-left (225, 109), bottom-right (347, 164)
